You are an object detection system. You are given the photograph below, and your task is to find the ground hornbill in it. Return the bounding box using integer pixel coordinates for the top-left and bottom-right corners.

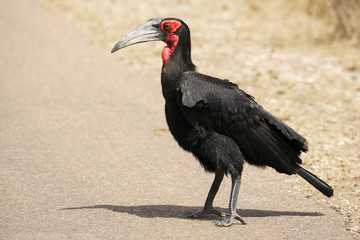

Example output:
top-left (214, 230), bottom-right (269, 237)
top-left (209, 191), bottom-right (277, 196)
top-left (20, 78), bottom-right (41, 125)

top-left (111, 18), bottom-right (333, 227)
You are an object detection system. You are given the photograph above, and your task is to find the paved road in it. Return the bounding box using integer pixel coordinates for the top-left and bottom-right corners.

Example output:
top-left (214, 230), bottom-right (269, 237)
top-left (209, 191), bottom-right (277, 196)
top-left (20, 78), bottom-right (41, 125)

top-left (0, 1), bottom-right (357, 239)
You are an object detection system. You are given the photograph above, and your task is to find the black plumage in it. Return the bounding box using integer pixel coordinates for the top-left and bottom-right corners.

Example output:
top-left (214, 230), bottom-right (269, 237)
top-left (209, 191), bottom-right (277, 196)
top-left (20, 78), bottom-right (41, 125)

top-left (112, 17), bottom-right (333, 227)
top-left (175, 71), bottom-right (305, 174)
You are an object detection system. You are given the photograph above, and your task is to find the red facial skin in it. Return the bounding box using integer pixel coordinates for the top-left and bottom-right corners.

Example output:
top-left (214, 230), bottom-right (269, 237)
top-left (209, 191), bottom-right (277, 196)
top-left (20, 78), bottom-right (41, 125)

top-left (161, 20), bottom-right (182, 66)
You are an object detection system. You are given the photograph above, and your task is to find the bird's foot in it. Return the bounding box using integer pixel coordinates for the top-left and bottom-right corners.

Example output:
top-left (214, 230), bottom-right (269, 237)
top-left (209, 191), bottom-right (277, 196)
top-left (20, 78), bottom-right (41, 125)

top-left (187, 207), bottom-right (225, 218)
top-left (214, 212), bottom-right (247, 227)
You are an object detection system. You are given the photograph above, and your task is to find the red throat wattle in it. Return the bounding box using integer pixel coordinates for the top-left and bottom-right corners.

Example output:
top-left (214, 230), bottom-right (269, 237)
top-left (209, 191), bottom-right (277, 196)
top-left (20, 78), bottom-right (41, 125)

top-left (162, 34), bottom-right (179, 66)
top-left (161, 20), bottom-right (182, 66)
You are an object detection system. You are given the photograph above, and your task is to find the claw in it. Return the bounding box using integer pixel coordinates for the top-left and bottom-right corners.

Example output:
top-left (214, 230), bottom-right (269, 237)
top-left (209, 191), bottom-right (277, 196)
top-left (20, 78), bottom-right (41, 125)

top-left (214, 213), bottom-right (247, 227)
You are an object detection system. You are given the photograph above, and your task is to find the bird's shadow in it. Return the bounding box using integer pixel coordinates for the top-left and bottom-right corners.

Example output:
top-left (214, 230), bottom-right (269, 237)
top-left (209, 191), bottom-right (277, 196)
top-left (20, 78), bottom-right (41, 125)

top-left (60, 204), bottom-right (323, 220)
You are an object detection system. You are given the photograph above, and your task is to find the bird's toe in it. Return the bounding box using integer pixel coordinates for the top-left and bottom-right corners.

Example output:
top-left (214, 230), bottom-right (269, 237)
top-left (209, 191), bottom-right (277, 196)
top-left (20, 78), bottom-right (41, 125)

top-left (214, 216), bottom-right (233, 227)
top-left (214, 213), bottom-right (247, 227)
top-left (187, 207), bottom-right (224, 218)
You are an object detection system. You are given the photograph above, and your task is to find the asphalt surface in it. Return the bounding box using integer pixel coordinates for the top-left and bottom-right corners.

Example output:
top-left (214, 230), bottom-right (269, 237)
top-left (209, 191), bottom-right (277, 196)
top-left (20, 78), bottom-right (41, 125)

top-left (0, 1), bottom-right (358, 239)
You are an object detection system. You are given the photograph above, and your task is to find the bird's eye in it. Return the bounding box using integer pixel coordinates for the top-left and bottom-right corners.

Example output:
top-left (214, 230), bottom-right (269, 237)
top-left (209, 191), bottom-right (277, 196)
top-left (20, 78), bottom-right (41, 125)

top-left (163, 24), bottom-right (172, 32)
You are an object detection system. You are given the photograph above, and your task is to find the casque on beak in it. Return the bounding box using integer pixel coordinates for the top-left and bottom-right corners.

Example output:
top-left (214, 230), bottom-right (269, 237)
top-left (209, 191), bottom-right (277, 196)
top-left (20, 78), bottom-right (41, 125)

top-left (111, 18), bottom-right (167, 53)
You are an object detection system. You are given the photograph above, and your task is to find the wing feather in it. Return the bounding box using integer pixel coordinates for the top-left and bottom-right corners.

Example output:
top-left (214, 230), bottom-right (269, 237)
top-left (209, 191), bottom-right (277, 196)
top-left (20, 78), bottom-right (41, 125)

top-left (176, 71), bottom-right (307, 174)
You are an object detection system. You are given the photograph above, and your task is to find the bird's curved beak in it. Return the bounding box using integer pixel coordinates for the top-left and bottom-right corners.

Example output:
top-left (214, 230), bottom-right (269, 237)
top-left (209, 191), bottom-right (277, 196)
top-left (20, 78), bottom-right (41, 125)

top-left (111, 18), bottom-right (167, 53)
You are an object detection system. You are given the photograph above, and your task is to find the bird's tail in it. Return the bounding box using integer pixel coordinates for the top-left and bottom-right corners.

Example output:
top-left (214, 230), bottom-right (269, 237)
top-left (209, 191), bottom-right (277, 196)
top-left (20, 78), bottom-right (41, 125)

top-left (296, 167), bottom-right (333, 197)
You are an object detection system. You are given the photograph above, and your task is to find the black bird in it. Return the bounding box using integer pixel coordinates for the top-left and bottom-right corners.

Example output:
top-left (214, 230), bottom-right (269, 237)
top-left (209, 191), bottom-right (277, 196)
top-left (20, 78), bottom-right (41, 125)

top-left (111, 18), bottom-right (333, 227)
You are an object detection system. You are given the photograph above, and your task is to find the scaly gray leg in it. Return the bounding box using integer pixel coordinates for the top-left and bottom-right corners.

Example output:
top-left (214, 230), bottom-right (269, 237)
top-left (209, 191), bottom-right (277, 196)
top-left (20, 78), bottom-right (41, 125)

top-left (214, 174), bottom-right (247, 227)
top-left (188, 170), bottom-right (225, 218)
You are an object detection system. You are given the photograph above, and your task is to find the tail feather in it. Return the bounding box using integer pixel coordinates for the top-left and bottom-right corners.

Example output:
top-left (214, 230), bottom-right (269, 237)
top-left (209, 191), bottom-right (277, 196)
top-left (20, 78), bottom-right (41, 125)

top-left (297, 167), bottom-right (333, 197)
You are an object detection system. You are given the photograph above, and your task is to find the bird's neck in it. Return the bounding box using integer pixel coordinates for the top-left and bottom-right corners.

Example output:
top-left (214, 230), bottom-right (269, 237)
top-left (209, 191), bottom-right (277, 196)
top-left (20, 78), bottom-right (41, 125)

top-left (161, 44), bottom-right (196, 100)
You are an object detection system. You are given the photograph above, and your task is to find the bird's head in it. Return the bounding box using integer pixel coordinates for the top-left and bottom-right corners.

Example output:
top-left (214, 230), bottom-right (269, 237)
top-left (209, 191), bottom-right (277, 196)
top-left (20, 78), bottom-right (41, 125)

top-left (111, 18), bottom-right (191, 66)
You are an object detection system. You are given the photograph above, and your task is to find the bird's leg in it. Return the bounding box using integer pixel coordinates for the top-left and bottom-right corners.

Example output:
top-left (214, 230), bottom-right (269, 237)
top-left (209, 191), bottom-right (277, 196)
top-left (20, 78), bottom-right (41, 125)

top-left (188, 170), bottom-right (225, 218)
top-left (214, 174), bottom-right (247, 227)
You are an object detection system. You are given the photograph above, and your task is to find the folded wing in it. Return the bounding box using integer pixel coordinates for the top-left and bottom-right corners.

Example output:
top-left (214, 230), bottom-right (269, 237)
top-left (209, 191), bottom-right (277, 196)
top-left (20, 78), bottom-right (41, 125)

top-left (176, 71), bottom-right (308, 174)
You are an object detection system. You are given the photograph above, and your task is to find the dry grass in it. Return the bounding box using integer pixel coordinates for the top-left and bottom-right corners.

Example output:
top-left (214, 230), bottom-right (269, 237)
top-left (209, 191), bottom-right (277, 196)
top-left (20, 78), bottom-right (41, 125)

top-left (44, 0), bottom-right (360, 234)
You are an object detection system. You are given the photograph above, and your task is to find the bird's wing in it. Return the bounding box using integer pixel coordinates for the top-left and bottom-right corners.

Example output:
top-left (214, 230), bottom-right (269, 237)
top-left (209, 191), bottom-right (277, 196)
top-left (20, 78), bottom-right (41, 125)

top-left (176, 71), bottom-right (308, 174)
